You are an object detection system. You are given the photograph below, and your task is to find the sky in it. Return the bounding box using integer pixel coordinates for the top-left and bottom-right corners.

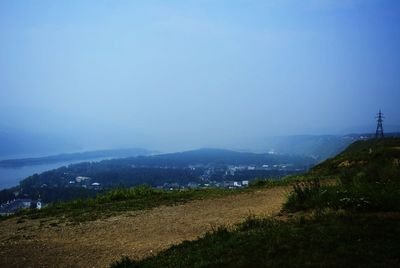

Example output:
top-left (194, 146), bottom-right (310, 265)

top-left (0, 0), bottom-right (399, 152)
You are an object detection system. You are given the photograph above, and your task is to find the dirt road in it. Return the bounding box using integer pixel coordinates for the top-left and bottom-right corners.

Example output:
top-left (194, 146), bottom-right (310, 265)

top-left (0, 186), bottom-right (290, 268)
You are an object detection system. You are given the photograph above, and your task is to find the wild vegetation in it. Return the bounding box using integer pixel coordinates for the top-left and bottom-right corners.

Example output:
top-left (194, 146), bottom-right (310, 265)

top-left (284, 137), bottom-right (400, 212)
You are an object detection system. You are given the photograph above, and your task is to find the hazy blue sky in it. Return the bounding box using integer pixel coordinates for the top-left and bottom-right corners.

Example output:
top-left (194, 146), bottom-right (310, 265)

top-left (1, 0), bottom-right (399, 151)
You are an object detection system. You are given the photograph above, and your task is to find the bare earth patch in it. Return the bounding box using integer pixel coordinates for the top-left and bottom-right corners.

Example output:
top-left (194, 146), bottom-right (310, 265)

top-left (0, 186), bottom-right (289, 268)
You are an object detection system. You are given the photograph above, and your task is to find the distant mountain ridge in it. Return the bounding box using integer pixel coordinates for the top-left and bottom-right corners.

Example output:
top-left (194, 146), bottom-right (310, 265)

top-left (2, 130), bottom-right (399, 169)
top-left (105, 148), bottom-right (317, 168)
top-left (0, 148), bottom-right (152, 168)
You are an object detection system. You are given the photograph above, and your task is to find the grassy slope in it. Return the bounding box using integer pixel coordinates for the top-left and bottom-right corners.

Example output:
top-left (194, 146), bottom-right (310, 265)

top-left (8, 186), bottom-right (237, 223)
top-left (284, 138), bottom-right (400, 212)
top-left (111, 138), bottom-right (400, 267)
top-left (310, 137), bottom-right (400, 179)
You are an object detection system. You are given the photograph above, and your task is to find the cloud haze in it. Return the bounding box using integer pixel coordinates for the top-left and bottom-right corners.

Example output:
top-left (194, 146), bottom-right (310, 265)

top-left (0, 0), bottom-right (399, 152)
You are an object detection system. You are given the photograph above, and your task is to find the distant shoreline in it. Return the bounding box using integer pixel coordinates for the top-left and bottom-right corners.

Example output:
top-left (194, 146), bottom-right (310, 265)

top-left (0, 148), bottom-right (150, 168)
top-left (0, 157), bottom-right (114, 190)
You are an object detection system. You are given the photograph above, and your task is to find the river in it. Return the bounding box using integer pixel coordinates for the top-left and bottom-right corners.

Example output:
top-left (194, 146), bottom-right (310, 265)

top-left (0, 158), bottom-right (110, 190)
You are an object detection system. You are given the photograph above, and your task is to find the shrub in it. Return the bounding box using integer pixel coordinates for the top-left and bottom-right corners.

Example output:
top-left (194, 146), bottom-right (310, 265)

top-left (110, 256), bottom-right (139, 268)
top-left (96, 185), bottom-right (158, 203)
top-left (249, 178), bottom-right (281, 188)
top-left (284, 179), bottom-right (327, 211)
top-left (285, 178), bottom-right (400, 213)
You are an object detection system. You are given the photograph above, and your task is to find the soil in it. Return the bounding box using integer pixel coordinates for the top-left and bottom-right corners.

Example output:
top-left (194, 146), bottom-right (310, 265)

top-left (0, 186), bottom-right (290, 268)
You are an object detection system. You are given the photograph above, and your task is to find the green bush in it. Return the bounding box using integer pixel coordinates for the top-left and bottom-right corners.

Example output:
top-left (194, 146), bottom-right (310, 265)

top-left (284, 178), bottom-right (400, 212)
top-left (96, 185), bottom-right (158, 203)
top-left (249, 178), bottom-right (283, 188)
top-left (110, 256), bottom-right (139, 268)
top-left (284, 179), bottom-right (327, 211)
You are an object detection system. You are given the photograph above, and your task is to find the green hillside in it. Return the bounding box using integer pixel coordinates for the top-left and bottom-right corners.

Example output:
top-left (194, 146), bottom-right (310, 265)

top-left (310, 137), bottom-right (400, 180)
top-left (111, 138), bottom-right (400, 268)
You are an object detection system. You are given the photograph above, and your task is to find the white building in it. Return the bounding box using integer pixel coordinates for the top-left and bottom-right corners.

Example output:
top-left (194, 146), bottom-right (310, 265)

top-left (75, 176), bottom-right (91, 183)
top-left (233, 181), bottom-right (241, 187)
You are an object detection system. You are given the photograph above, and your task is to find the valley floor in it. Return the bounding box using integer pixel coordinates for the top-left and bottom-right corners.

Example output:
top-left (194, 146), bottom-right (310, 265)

top-left (0, 186), bottom-right (289, 268)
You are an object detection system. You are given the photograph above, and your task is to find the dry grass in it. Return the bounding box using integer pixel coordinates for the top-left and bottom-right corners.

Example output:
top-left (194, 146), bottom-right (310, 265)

top-left (0, 186), bottom-right (290, 268)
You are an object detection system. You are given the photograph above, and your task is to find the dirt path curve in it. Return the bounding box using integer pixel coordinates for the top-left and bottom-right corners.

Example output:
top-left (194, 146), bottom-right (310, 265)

top-left (0, 186), bottom-right (290, 268)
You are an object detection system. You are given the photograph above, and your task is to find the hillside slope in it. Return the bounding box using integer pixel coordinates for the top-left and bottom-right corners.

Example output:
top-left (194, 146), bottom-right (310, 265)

top-left (311, 137), bottom-right (400, 179)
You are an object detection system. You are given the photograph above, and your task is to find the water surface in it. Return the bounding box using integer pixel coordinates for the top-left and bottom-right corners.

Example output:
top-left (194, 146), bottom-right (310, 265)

top-left (0, 158), bottom-right (110, 190)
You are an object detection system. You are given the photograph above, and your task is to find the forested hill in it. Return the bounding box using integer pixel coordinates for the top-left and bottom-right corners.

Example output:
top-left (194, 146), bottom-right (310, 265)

top-left (0, 149), bottom-right (316, 204)
top-left (104, 148), bottom-right (316, 167)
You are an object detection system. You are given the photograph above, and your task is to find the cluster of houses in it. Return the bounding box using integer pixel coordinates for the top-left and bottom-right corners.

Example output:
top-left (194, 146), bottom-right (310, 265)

top-left (196, 164), bottom-right (299, 180)
top-left (157, 180), bottom-right (250, 190)
top-left (67, 176), bottom-right (102, 190)
top-left (0, 198), bottom-right (42, 216)
top-left (225, 164), bottom-right (294, 175)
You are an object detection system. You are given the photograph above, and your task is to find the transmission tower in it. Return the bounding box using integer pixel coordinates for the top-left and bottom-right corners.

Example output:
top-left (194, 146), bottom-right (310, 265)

top-left (375, 109), bottom-right (384, 138)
